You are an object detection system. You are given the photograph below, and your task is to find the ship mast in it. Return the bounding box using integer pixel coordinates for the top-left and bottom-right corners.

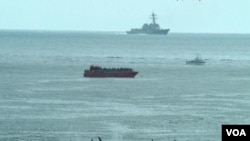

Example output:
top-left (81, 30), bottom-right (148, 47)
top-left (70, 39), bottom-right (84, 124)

top-left (151, 13), bottom-right (157, 24)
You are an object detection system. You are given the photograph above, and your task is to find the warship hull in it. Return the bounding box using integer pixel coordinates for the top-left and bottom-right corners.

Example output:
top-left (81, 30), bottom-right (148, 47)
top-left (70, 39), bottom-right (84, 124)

top-left (127, 29), bottom-right (170, 35)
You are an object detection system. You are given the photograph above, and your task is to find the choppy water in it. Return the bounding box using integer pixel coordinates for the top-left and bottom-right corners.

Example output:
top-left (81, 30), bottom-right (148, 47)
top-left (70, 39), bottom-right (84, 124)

top-left (0, 31), bottom-right (250, 141)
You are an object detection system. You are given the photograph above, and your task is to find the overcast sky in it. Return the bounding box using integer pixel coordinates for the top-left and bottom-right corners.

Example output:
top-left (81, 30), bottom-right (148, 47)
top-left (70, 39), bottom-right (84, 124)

top-left (0, 0), bottom-right (249, 33)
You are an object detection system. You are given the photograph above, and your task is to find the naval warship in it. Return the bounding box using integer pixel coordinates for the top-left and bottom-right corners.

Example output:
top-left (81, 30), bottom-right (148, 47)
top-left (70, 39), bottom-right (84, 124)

top-left (127, 13), bottom-right (170, 35)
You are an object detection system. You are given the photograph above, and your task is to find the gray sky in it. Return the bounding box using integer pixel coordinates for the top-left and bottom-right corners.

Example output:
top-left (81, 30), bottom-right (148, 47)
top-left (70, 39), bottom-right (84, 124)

top-left (1, 0), bottom-right (249, 33)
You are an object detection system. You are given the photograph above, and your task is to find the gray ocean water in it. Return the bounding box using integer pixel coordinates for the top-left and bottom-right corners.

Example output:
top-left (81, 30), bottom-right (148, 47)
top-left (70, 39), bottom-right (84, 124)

top-left (0, 31), bottom-right (250, 141)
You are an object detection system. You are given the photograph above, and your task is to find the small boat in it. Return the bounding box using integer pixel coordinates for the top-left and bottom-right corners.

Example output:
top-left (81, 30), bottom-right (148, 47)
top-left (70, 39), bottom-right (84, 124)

top-left (84, 65), bottom-right (138, 78)
top-left (186, 54), bottom-right (206, 65)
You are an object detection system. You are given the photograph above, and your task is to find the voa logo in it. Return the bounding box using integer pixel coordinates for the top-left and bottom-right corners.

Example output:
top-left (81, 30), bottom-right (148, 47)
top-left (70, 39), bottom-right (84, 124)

top-left (226, 129), bottom-right (246, 136)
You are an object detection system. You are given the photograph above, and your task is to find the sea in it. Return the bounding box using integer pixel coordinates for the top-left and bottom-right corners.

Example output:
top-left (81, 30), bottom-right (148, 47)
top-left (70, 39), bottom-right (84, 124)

top-left (0, 30), bottom-right (250, 141)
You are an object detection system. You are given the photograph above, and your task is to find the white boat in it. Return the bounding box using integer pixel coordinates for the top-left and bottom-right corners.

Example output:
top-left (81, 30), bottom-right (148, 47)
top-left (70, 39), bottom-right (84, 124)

top-left (186, 54), bottom-right (206, 65)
